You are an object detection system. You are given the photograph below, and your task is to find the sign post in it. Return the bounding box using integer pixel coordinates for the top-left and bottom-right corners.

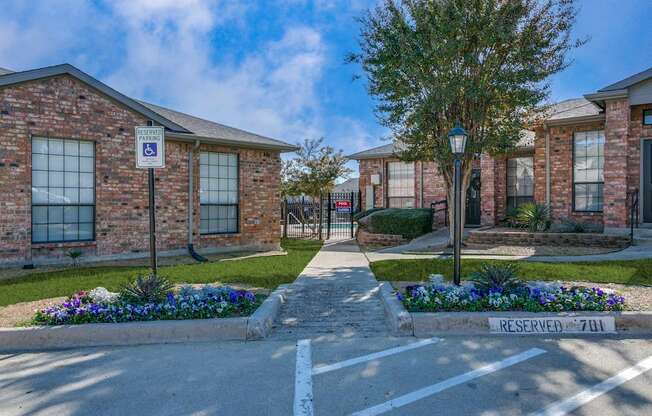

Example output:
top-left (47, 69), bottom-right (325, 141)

top-left (135, 126), bottom-right (165, 277)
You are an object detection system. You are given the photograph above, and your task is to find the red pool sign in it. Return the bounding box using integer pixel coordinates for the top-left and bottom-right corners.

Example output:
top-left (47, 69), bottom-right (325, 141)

top-left (335, 200), bottom-right (352, 213)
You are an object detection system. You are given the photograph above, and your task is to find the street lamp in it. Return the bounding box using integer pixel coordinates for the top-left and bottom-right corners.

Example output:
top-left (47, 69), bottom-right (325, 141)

top-left (447, 122), bottom-right (468, 285)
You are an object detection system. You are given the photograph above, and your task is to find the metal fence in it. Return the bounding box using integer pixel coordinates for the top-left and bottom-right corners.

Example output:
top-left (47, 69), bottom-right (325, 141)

top-left (282, 192), bottom-right (360, 240)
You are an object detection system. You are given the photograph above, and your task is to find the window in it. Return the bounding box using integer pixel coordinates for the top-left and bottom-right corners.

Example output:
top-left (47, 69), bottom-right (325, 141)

top-left (573, 130), bottom-right (604, 212)
top-left (507, 157), bottom-right (534, 209)
top-left (31, 137), bottom-right (95, 243)
top-left (644, 109), bottom-right (652, 125)
top-left (387, 161), bottom-right (415, 208)
top-left (200, 152), bottom-right (239, 234)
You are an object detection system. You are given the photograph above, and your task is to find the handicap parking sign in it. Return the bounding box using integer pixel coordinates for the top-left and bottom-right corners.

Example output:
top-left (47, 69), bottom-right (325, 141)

top-left (135, 126), bottom-right (165, 168)
top-left (143, 142), bottom-right (158, 157)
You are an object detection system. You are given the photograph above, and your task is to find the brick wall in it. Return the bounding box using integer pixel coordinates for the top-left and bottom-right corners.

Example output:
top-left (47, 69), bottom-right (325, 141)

top-left (0, 75), bottom-right (281, 265)
top-left (358, 158), bottom-right (384, 210)
top-left (603, 99), bottom-right (630, 229)
top-left (545, 122), bottom-right (606, 227)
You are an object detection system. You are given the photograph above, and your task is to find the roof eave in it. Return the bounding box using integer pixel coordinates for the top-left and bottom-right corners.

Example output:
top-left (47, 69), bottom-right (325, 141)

top-left (346, 152), bottom-right (395, 160)
top-left (166, 132), bottom-right (298, 152)
top-left (583, 89), bottom-right (628, 109)
top-left (544, 113), bottom-right (606, 127)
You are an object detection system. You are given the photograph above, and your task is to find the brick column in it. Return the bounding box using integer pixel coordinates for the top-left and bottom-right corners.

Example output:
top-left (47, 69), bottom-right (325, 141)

top-left (480, 154), bottom-right (496, 225)
top-left (603, 98), bottom-right (630, 230)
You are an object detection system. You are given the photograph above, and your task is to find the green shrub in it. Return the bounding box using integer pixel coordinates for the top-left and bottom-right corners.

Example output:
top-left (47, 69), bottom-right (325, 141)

top-left (353, 208), bottom-right (385, 222)
top-left (561, 217), bottom-right (587, 233)
top-left (120, 274), bottom-right (174, 304)
top-left (516, 203), bottom-right (551, 232)
top-left (365, 208), bottom-right (432, 239)
top-left (469, 263), bottom-right (524, 294)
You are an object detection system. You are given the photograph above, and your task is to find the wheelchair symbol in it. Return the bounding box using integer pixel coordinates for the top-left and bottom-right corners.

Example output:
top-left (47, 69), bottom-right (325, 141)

top-left (143, 142), bottom-right (157, 157)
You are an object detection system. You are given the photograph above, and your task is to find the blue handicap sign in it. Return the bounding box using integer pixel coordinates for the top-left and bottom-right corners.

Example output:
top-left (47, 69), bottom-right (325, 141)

top-left (143, 142), bottom-right (158, 157)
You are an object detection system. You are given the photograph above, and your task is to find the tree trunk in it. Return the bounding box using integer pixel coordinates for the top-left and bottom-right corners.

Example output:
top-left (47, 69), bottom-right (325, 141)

top-left (446, 163), bottom-right (473, 246)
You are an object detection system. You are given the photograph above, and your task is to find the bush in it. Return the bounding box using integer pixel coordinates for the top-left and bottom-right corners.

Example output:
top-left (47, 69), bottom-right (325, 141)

top-left (516, 203), bottom-right (551, 232)
top-left (353, 208), bottom-right (385, 222)
top-left (561, 217), bottom-right (587, 233)
top-left (363, 208), bottom-right (432, 239)
top-left (469, 263), bottom-right (524, 294)
top-left (120, 274), bottom-right (174, 305)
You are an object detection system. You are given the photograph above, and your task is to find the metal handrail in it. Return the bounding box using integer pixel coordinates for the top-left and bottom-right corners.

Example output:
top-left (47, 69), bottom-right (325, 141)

top-left (431, 199), bottom-right (449, 227)
top-left (628, 188), bottom-right (639, 243)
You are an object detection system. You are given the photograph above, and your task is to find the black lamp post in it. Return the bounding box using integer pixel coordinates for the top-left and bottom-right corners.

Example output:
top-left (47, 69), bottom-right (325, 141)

top-left (448, 123), bottom-right (468, 285)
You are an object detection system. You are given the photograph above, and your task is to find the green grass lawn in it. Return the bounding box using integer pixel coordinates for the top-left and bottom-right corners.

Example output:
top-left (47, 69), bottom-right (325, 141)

top-left (0, 239), bottom-right (322, 307)
top-left (370, 258), bottom-right (652, 286)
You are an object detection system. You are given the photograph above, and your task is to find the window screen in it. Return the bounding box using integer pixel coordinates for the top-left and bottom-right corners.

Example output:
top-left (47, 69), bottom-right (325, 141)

top-left (31, 137), bottom-right (95, 243)
top-left (199, 152), bottom-right (239, 234)
top-left (387, 161), bottom-right (415, 208)
top-left (507, 157), bottom-right (534, 209)
top-left (573, 131), bottom-right (604, 212)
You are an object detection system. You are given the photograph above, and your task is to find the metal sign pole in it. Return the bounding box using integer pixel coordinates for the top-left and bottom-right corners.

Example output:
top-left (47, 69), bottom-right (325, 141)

top-left (148, 167), bottom-right (158, 277)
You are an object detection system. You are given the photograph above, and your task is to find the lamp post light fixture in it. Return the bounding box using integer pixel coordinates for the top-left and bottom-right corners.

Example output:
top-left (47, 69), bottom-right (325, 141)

top-left (447, 123), bottom-right (468, 285)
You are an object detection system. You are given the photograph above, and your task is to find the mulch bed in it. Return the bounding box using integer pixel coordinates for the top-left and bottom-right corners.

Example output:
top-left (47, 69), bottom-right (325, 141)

top-left (0, 283), bottom-right (271, 328)
top-left (391, 280), bottom-right (652, 312)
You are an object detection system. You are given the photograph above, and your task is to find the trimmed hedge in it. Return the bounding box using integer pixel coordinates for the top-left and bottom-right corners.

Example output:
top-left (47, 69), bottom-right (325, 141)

top-left (364, 208), bottom-right (432, 239)
top-left (353, 208), bottom-right (385, 222)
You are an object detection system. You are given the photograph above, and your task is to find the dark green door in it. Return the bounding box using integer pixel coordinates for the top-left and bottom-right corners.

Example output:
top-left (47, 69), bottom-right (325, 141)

top-left (466, 169), bottom-right (481, 225)
top-left (644, 140), bottom-right (652, 223)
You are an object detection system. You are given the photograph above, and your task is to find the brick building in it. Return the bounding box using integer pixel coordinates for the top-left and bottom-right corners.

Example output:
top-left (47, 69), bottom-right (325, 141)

top-left (0, 64), bottom-right (296, 267)
top-left (349, 66), bottom-right (652, 233)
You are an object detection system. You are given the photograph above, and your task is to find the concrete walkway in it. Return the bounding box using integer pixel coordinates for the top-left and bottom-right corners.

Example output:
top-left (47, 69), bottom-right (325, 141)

top-left (271, 239), bottom-right (388, 340)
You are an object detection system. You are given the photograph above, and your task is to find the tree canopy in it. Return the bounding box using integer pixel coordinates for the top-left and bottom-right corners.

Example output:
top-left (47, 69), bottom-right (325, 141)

top-left (349, 0), bottom-right (583, 181)
top-left (282, 138), bottom-right (352, 199)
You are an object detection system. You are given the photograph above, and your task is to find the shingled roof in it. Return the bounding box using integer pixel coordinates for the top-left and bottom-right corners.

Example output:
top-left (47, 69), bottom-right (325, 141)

top-left (0, 64), bottom-right (297, 152)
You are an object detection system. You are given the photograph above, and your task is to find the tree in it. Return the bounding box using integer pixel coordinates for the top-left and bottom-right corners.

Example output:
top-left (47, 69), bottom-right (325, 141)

top-left (348, 0), bottom-right (583, 242)
top-left (283, 138), bottom-right (352, 235)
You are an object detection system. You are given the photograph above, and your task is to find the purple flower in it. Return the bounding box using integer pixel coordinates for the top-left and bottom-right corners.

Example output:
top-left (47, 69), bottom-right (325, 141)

top-left (396, 292), bottom-right (404, 301)
top-left (166, 292), bottom-right (176, 304)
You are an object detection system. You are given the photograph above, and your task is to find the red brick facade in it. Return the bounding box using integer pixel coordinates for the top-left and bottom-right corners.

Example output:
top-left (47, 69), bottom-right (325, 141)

top-left (0, 75), bottom-right (282, 265)
top-left (356, 96), bottom-right (652, 232)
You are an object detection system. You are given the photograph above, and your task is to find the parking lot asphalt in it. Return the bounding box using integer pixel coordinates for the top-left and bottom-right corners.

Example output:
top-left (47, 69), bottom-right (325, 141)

top-left (1, 335), bottom-right (651, 416)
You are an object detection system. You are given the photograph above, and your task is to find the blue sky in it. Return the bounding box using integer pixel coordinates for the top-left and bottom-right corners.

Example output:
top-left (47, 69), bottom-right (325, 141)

top-left (1, 0), bottom-right (651, 171)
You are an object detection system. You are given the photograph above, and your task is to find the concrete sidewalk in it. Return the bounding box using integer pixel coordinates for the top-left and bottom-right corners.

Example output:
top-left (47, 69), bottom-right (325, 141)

top-left (271, 239), bottom-right (388, 340)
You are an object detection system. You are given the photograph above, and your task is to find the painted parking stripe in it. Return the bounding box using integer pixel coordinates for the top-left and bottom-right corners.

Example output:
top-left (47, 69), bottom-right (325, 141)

top-left (312, 338), bottom-right (442, 376)
top-left (351, 348), bottom-right (547, 416)
top-left (294, 339), bottom-right (314, 416)
top-left (530, 354), bottom-right (652, 416)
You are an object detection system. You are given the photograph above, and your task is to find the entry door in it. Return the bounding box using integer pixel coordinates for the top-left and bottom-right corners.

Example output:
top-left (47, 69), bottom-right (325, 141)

top-left (644, 140), bottom-right (652, 222)
top-left (466, 169), bottom-right (481, 226)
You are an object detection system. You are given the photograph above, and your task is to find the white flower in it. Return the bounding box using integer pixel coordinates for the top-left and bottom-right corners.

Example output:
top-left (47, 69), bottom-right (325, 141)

top-left (429, 274), bottom-right (445, 285)
top-left (89, 287), bottom-right (119, 304)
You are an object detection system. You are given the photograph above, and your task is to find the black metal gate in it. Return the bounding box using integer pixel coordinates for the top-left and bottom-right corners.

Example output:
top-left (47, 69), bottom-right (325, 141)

top-left (282, 192), bottom-right (360, 240)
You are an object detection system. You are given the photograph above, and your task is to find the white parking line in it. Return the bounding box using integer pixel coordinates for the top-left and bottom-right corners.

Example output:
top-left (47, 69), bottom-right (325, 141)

top-left (529, 354), bottom-right (652, 416)
top-left (294, 339), bottom-right (314, 416)
top-left (312, 338), bottom-right (442, 376)
top-left (351, 347), bottom-right (547, 416)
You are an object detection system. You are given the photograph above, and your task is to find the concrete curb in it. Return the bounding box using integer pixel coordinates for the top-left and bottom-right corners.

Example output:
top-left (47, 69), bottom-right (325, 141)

top-left (411, 311), bottom-right (652, 336)
top-left (246, 284), bottom-right (290, 340)
top-left (378, 282), bottom-right (413, 336)
top-left (380, 282), bottom-right (652, 336)
top-left (0, 286), bottom-right (290, 352)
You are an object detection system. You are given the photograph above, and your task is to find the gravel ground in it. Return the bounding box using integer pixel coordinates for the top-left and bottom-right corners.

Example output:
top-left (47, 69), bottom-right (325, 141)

top-left (0, 283), bottom-right (272, 328)
top-left (406, 244), bottom-right (621, 256)
top-left (391, 280), bottom-right (652, 311)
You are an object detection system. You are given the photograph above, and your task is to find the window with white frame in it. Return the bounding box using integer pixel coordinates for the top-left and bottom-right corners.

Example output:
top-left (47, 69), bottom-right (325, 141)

top-left (31, 137), bottom-right (95, 243)
top-left (507, 157), bottom-right (534, 209)
top-left (387, 161), bottom-right (415, 208)
top-left (573, 130), bottom-right (604, 212)
top-left (199, 152), bottom-right (239, 234)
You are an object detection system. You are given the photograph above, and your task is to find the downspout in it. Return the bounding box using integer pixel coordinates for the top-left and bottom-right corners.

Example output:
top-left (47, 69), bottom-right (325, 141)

top-left (420, 161), bottom-right (424, 208)
top-left (545, 126), bottom-right (551, 208)
top-left (188, 140), bottom-right (208, 262)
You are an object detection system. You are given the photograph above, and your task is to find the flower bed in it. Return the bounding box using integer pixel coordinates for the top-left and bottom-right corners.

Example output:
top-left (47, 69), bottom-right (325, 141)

top-left (400, 276), bottom-right (625, 313)
top-left (33, 285), bottom-right (262, 326)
